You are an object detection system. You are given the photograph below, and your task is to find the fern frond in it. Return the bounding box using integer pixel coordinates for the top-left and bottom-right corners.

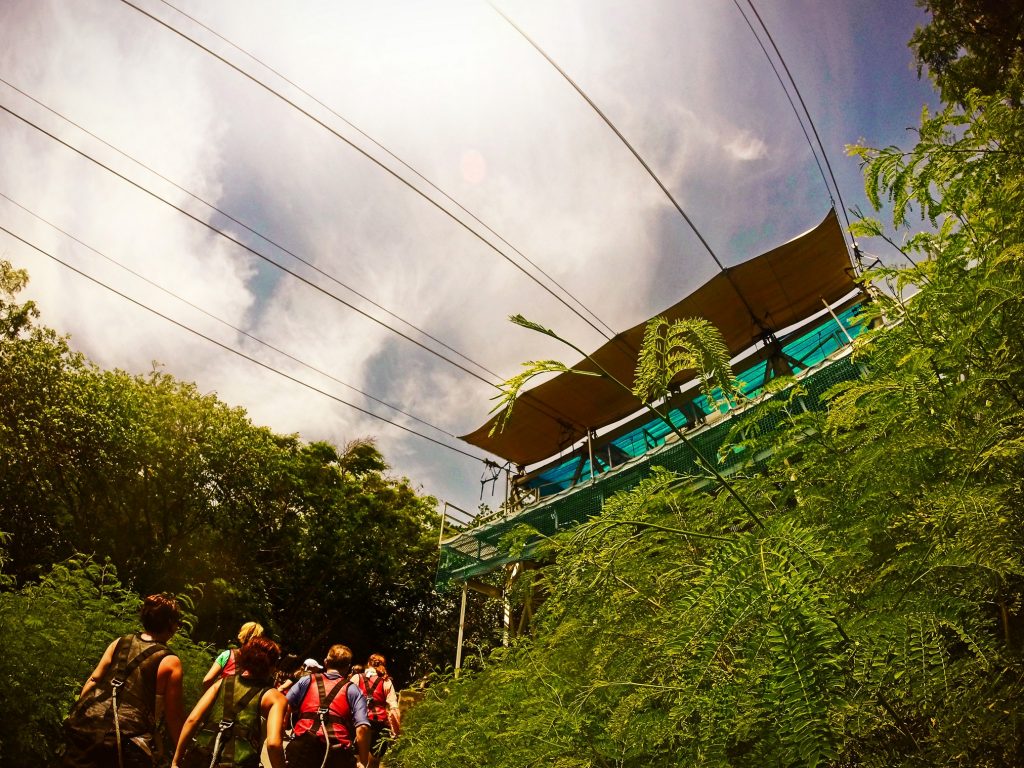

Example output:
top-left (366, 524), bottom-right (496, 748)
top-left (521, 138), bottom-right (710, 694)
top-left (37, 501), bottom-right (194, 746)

top-left (489, 360), bottom-right (601, 436)
top-left (634, 316), bottom-right (735, 405)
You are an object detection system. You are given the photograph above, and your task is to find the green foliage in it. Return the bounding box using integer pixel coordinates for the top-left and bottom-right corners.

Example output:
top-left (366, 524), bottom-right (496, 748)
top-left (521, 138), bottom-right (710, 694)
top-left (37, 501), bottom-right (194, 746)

top-left (910, 0), bottom-right (1024, 106)
top-left (490, 358), bottom-right (599, 436)
top-left (633, 315), bottom-right (735, 406)
top-left (392, 88), bottom-right (1024, 768)
top-left (0, 256), bottom-right (468, 689)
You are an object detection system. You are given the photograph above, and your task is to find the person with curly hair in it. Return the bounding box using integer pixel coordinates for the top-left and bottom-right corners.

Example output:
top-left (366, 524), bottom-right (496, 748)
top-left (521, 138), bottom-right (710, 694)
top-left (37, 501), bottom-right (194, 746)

top-left (172, 636), bottom-right (287, 768)
top-left (351, 653), bottom-right (401, 768)
top-left (63, 594), bottom-right (185, 768)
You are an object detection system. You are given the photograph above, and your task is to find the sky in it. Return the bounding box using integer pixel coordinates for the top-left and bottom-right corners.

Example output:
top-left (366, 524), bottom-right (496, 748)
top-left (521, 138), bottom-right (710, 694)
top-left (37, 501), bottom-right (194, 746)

top-left (0, 0), bottom-right (940, 520)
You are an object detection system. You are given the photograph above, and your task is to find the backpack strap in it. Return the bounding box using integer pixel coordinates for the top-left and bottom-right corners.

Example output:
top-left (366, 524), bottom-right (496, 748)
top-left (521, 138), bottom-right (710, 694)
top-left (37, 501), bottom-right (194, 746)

top-left (112, 643), bottom-right (168, 691)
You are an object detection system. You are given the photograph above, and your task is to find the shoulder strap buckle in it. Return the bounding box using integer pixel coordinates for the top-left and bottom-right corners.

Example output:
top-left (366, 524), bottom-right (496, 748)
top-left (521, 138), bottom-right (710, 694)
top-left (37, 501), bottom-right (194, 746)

top-left (110, 677), bottom-right (126, 689)
top-left (217, 719), bottom-right (235, 732)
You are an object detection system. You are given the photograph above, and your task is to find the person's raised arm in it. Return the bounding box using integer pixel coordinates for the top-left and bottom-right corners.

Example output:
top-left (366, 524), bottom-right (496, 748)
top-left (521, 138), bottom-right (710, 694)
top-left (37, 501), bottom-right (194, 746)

top-left (261, 689), bottom-right (288, 768)
top-left (171, 679), bottom-right (220, 768)
top-left (201, 650), bottom-right (228, 690)
top-left (78, 638), bottom-right (119, 699)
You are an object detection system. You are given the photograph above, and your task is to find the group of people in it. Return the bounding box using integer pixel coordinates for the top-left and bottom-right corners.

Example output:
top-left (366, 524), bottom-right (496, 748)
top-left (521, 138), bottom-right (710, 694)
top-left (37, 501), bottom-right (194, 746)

top-left (63, 595), bottom-right (401, 768)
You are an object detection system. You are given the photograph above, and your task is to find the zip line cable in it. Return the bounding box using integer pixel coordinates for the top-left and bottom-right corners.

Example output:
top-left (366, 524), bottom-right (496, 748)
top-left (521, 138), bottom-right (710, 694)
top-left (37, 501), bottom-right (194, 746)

top-left (0, 190), bottom-right (458, 440)
top-left (0, 102), bottom-right (502, 389)
top-left (741, 0), bottom-right (854, 238)
top-left (730, 0), bottom-right (833, 211)
top-left (0, 103), bottom-right (587, 434)
top-left (153, 0), bottom-right (616, 339)
top-left (488, 2), bottom-right (769, 332)
top-left (114, 0), bottom-right (614, 343)
top-left (0, 76), bottom-right (496, 382)
top-left (0, 223), bottom-right (488, 463)
top-left (488, 1), bottom-right (723, 269)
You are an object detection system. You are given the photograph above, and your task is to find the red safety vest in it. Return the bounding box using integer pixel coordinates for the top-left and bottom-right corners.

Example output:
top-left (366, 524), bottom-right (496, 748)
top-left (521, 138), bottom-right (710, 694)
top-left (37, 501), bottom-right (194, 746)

top-left (357, 674), bottom-right (390, 725)
top-left (292, 674), bottom-right (354, 747)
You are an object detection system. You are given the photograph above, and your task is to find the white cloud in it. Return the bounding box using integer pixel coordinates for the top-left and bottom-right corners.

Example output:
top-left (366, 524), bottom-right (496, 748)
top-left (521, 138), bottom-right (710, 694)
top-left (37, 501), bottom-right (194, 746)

top-left (725, 132), bottom-right (769, 161)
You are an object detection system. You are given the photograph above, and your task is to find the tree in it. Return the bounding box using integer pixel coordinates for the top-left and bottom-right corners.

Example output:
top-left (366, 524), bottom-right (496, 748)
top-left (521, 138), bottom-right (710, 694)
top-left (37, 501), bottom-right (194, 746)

top-left (0, 257), bottom-right (474, 691)
top-left (911, 0), bottom-right (1024, 105)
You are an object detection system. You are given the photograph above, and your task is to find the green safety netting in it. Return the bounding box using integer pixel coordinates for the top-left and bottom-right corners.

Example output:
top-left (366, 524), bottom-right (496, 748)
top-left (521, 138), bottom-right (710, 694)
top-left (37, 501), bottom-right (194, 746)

top-left (437, 349), bottom-right (862, 588)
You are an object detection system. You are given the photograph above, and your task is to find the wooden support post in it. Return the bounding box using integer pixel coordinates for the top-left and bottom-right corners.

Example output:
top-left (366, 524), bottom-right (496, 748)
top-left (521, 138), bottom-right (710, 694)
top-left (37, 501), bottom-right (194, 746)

top-left (454, 581), bottom-right (468, 678)
top-left (502, 591), bottom-right (511, 646)
top-left (502, 562), bottom-right (521, 646)
top-left (516, 576), bottom-right (534, 636)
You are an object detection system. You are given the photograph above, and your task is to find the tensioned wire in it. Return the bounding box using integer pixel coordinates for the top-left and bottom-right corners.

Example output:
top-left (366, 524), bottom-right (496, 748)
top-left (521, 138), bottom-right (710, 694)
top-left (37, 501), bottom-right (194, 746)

top-left (0, 190), bottom-right (458, 441)
top-left (0, 100), bottom-right (497, 388)
top-left (488, 2), bottom-right (770, 334)
top-left (0, 75), bottom-right (495, 383)
top-left (739, 0), bottom-right (854, 238)
top-left (0, 223), bottom-right (488, 463)
top-left (729, 0), bottom-right (834, 218)
top-left (0, 100), bottom-right (587, 435)
top-left (153, 0), bottom-right (617, 340)
top-left (114, 0), bottom-right (617, 344)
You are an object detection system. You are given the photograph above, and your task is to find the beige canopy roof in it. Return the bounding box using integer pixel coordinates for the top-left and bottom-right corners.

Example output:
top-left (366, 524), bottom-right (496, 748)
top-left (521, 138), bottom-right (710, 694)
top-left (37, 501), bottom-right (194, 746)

top-left (462, 209), bottom-right (856, 466)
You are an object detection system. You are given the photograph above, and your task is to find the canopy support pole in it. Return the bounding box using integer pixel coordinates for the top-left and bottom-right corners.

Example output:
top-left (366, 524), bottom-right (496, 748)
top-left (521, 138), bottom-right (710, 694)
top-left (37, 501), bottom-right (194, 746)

top-left (587, 429), bottom-right (596, 483)
top-left (438, 501), bottom-right (448, 548)
top-left (822, 297), bottom-right (854, 344)
top-left (454, 580), bottom-right (468, 678)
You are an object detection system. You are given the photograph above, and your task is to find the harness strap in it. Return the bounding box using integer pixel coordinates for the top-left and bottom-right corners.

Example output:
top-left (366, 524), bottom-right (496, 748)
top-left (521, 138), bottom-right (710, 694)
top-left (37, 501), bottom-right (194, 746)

top-left (363, 675), bottom-right (389, 723)
top-left (107, 636), bottom-right (169, 768)
top-left (310, 675), bottom-right (351, 768)
top-left (365, 675), bottom-right (383, 700)
top-left (111, 679), bottom-right (125, 768)
top-left (114, 644), bottom-right (168, 688)
top-left (309, 676), bottom-right (350, 732)
top-left (294, 712), bottom-right (350, 724)
top-left (210, 675), bottom-right (267, 766)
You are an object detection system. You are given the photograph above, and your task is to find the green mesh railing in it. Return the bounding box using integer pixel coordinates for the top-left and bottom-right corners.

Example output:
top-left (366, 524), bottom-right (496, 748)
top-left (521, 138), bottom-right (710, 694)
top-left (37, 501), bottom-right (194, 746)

top-left (437, 351), bottom-right (861, 587)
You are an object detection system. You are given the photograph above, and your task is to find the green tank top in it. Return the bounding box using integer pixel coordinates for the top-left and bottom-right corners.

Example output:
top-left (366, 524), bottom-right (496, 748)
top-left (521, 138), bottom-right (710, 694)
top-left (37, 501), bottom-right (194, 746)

top-left (193, 675), bottom-right (269, 767)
